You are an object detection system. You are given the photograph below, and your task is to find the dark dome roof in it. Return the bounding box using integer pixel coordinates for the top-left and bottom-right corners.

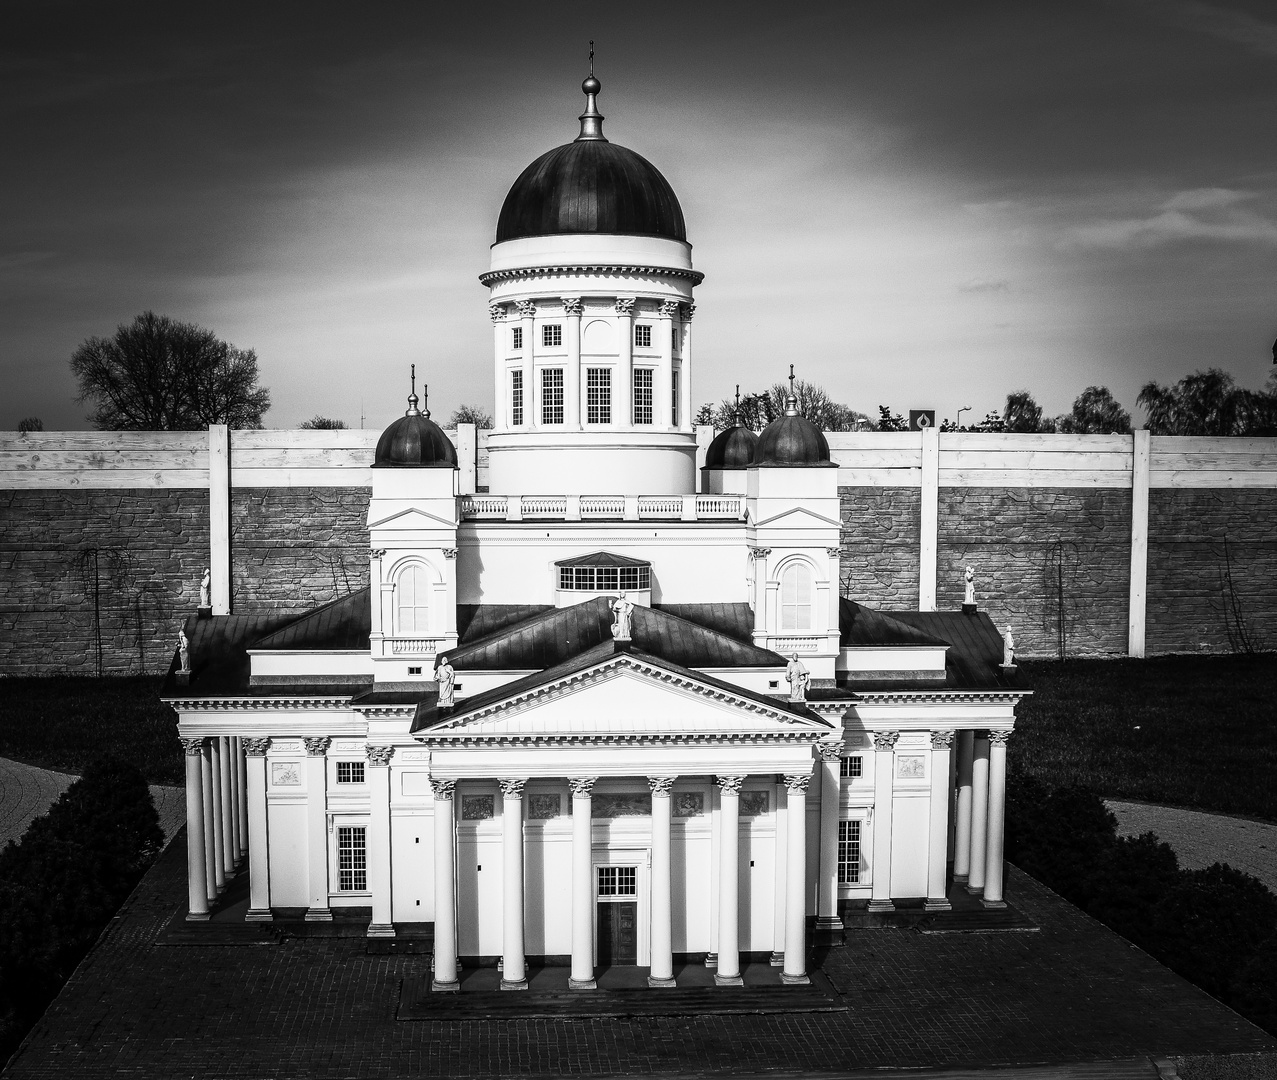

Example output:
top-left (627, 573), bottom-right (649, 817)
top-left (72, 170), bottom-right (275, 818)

top-left (495, 76), bottom-right (686, 244)
top-left (373, 383), bottom-right (457, 469)
top-left (702, 424), bottom-right (759, 470)
top-left (756, 401), bottom-right (835, 467)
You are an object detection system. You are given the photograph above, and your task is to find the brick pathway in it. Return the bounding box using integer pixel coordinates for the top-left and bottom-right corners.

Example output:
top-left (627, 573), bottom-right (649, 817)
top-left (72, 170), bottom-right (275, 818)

top-left (0, 757), bottom-right (184, 849)
top-left (4, 830), bottom-right (1274, 1079)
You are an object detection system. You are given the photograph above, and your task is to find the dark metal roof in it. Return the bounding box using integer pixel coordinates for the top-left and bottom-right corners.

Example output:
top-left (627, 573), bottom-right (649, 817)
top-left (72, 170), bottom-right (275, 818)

top-left (877, 609), bottom-right (1022, 690)
top-left (703, 424), bottom-right (759, 470)
top-left (655, 603), bottom-right (755, 644)
top-left (555, 551), bottom-right (650, 568)
top-left (253, 589), bottom-right (371, 651)
top-left (839, 597), bottom-right (947, 647)
top-left (496, 140), bottom-right (687, 244)
top-left (756, 412), bottom-right (834, 467)
top-left (161, 612), bottom-right (305, 699)
top-left (373, 412), bottom-right (458, 469)
top-left (443, 596), bottom-right (785, 671)
top-left (457, 604), bottom-right (554, 643)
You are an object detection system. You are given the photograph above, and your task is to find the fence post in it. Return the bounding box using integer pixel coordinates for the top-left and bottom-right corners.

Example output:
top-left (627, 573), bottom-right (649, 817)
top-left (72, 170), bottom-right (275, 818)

top-left (209, 424), bottom-right (231, 615)
top-left (919, 427), bottom-right (939, 611)
top-left (1128, 429), bottom-right (1150, 657)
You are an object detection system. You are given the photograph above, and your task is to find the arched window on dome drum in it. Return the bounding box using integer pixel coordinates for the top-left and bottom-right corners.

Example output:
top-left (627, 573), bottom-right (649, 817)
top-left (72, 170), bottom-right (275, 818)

top-left (779, 563), bottom-right (814, 631)
top-left (394, 564), bottom-right (431, 636)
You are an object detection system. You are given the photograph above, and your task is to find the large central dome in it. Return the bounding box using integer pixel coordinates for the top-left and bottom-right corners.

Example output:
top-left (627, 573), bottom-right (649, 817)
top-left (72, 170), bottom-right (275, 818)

top-left (495, 75), bottom-right (686, 244)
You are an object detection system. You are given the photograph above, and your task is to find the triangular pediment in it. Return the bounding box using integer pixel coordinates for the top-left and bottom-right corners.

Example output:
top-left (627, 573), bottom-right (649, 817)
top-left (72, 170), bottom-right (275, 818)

top-left (368, 505), bottom-right (457, 530)
top-left (420, 653), bottom-right (832, 740)
top-left (751, 505), bottom-right (842, 529)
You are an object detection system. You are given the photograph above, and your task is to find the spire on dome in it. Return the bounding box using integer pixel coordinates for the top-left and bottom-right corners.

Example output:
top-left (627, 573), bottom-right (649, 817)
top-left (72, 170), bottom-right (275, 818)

top-left (576, 42), bottom-right (606, 142)
top-left (406, 364), bottom-right (421, 417)
top-left (785, 364), bottom-right (799, 416)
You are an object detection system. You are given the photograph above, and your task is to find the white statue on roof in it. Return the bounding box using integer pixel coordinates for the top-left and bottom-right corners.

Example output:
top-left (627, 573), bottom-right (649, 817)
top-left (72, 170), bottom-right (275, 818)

top-left (199, 568), bottom-right (211, 609)
top-left (435, 654), bottom-right (456, 707)
top-left (1002, 626), bottom-right (1015, 668)
top-left (611, 592), bottom-right (634, 642)
top-left (964, 566), bottom-right (976, 606)
top-left (786, 652), bottom-right (810, 702)
top-left (178, 629), bottom-right (190, 673)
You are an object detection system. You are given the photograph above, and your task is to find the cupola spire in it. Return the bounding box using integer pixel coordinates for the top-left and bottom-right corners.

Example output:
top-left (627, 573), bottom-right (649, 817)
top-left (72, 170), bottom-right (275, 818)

top-left (785, 364), bottom-right (799, 416)
top-left (406, 364), bottom-right (420, 416)
top-left (576, 42), bottom-right (606, 142)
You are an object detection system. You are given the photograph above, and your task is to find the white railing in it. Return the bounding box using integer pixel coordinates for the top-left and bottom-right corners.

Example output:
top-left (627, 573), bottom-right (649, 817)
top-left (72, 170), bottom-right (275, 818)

top-left (770, 636), bottom-right (822, 654)
top-left (387, 638), bottom-right (443, 656)
top-left (456, 494), bottom-right (745, 522)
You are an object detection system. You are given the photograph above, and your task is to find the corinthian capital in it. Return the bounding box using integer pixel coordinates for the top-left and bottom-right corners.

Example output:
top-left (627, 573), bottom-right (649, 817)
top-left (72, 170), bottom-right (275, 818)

top-left (569, 776), bottom-right (597, 798)
top-left (716, 774), bottom-right (745, 796)
top-left (647, 776), bottom-right (675, 797)
top-left (658, 299), bottom-right (680, 318)
top-left (499, 778), bottom-right (528, 798)
top-left (561, 296), bottom-right (583, 317)
top-left (242, 738), bottom-right (271, 757)
top-left (930, 730), bottom-right (955, 751)
top-left (614, 297), bottom-right (636, 316)
top-left (515, 300), bottom-right (537, 319)
top-left (816, 741), bottom-right (844, 762)
top-left (872, 731), bottom-right (900, 752)
top-left (988, 729), bottom-right (1013, 746)
top-left (431, 778), bottom-right (456, 801)
top-left (181, 737), bottom-right (205, 756)
top-left (489, 303), bottom-right (507, 323)
top-left (365, 745), bottom-right (395, 767)
top-left (784, 773), bottom-right (811, 794)
top-left (748, 546), bottom-right (771, 561)
top-left (680, 302), bottom-right (696, 322)
top-left (303, 736), bottom-right (331, 757)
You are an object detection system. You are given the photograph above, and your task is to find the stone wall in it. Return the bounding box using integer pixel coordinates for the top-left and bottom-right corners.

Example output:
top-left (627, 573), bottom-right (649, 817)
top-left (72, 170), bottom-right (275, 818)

top-left (839, 487), bottom-right (921, 610)
top-left (0, 489), bottom-right (209, 676)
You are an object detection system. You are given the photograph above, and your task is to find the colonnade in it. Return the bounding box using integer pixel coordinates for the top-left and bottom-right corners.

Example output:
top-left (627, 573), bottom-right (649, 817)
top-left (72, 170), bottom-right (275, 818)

top-left (950, 729), bottom-right (1012, 908)
top-left (430, 772), bottom-right (812, 993)
top-left (180, 735), bottom-right (249, 920)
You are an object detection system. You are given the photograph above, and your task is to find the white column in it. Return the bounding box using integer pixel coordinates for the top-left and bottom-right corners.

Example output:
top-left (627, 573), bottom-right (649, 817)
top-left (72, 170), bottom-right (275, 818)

top-left (200, 742), bottom-right (219, 901)
top-left (657, 300), bottom-right (678, 429)
top-left (490, 305), bottom-right (508, 431)
top-left (749, 548), bottom-right (770, 644)
top-left (182, 739), bottom-right (210, 920)
top-left (952, 730), bottom-right (974, 883)
top-left (967, 733), bottom-right (991, 895)
top-left (244, 738), bottom-right (272, 921)
top-left (431, 778), bottom-right (459, 992)
top-left (1129, 428), bottom-right (1150, 658)
top-left (209, 736), bottom-right (226, 893)
top-left (208, 423), bottom-right (231, 615)
top-left (366, 746), bottom-right (396, 937)
top-left (236, 736), bottom-right (249, 861)
top-left (218, 736), bottom-right (235, 877)
top-left (815, 744), bottom-right (843, 934)
top-left (304, 736), bottom-right (332, 921)
top-left (679, 303), bottom-right (695, 429)
top-left (714, 775), bottom-right (744, 986)
top-left (615, 298), bottom-right (634, 427)
top-left (868, 731), bottom-right (898, 913)
top-left (569, 777), bottom-right (597, 990)
top-left (517, 301), bottom-right (536, 430)
top-left (648, 777), bottom-right (676, 988)
top-left (781, 774), bottom-right (811, 984)
top-left (983, 731), bottom-right (1011, 908)
top-left (919, 425), bottom-right (939, 611)
top-left (925, 730), bottom-right (955, 912)
top-left (226, 737), bottom-right (240, 862)
top-left (499, 778), bottom-right (528, 989)
top-left (564, 296), bottom-right (582, 430)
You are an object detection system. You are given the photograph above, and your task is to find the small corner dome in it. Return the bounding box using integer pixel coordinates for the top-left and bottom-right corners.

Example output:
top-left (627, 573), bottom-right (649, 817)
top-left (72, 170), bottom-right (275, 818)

top-left (373, 381), bottom-right (458, 469)
top-left (702, 424), bottom-right (759, 470)
top-left (755, 402), bottom-right (833, 467)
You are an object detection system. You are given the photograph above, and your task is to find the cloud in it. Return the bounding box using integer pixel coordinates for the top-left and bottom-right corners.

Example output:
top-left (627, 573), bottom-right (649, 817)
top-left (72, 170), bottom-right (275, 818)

top-left (1162, 187), bottom-right (1254, 211)
top-left (1063, 187), bottom-right (1277, 249)
top-left (959, 278), bottom-right (1009, 292)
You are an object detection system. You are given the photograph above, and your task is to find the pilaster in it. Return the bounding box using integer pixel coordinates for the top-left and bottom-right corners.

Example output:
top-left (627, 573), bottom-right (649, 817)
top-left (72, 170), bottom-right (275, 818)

top-left (304, 736), bottom-right (332, 921)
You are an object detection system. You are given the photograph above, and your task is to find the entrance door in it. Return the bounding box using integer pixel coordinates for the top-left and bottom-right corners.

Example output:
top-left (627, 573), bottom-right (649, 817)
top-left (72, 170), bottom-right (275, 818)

top-left (598, 901), bottom-right (637, 964)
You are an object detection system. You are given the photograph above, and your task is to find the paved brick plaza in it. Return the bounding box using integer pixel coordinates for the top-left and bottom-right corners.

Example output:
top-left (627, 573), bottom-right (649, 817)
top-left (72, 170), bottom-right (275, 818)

top-left (4, 834), bottom-right (1274, 1079)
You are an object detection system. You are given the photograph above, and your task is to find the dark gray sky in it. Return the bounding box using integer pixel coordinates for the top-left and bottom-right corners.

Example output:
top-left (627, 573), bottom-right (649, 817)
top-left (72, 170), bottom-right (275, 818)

top-left (4, 0), bottom-right (1276, 430)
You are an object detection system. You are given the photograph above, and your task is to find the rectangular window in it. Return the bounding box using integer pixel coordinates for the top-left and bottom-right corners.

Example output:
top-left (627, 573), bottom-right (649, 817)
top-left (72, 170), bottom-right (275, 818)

top-left (541, 368), bottom-right (564, 424)
top-left (559, 565), bottom-right (650, 591)
top-left (633, 369), bottom-right (653, 425)
top-left (838, 820), bottom-right (861, 885)
top-left (586, 368), bottom-right (612, 424)
top-left (511, 325), bottom-right (523, 350)
top-left (840, 755), bottom-right (863, 779)
top-left (337, 826), bottom-right (367, 891)
top-left (672, 324), bottom-right (679, 352)
top-left (511, 370), bottom-right (524, 426)
top-left (671, 368), bottom-right (679, 426)
top-left (542, 323), bottom-right (562, 348)
top-left (634, 323), bottom-right (652, 348)
top-left (597, 865), bottom-right (638, 896)
top-left (336, 761), bottom-right (365, 784)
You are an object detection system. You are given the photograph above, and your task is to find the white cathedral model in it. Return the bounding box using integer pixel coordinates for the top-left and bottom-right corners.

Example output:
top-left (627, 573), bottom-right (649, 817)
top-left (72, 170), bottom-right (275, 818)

top-left (166, 71), bottom-right (1025, 991)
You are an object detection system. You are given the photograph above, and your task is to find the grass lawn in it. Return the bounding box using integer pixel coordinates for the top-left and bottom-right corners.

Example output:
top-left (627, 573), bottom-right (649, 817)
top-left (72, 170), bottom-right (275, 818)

top-left (0, 676), bottom-right (182, 785)
top-left (1012, 654), bottom-right (1277, 822)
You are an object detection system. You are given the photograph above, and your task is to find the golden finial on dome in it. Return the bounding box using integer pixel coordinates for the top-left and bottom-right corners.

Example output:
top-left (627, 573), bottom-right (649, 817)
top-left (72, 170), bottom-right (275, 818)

top-left (577, 42), bottom-right (606, 142)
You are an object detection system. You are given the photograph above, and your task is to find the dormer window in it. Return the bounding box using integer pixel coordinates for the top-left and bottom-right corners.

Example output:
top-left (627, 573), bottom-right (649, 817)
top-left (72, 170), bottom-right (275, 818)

top-left (554, 552), bottom-right (652, 608)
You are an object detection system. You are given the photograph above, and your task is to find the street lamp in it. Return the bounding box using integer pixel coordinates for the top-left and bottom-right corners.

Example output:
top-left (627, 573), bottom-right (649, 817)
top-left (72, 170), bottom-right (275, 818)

top-left (956, 405), bottom-right (972, 430)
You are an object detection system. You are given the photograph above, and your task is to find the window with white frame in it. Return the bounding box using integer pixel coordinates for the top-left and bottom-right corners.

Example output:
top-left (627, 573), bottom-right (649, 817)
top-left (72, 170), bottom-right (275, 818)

top-left (541, 368), bottom-right (564, 424)
top-left (840, 755), bottom-right (863, 779)
top-left (510, 369), bottom-right (524, 426)
top-left (337, 826), bottom-right (367, 891)
top-left (511, 325), bottom-right (523, 351)
top-left (838, 820), bottom-right (861, 884)
top-left (672, 324), bottom-right (680, 352)
top-left (634, 323), bottom-right (652, 348)
top-left (779, 562), bottom-right (814, 631)
top-left (336, 761), bottom-right (365, 784)
top-left (586, 368), bottom-right (611, 424)
top-left (542, 323), bottom-right (562, 348)
top-left (394, 563), bottom-right (431, 635)
top-left (671, 368), bottom-right (679, 425)
top-left (633, 369), bottom-right (653, 425)
top-left (597, 865), bottom-right (637, 897)
top-left (558, 565), bottom-right (650, 591)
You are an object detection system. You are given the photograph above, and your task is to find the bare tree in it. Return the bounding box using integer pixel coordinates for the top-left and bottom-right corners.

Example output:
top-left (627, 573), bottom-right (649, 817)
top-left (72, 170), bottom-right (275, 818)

top-left (71, 311), bottom-right (270, 430)
top-left (446, 404), bottom-right (494, 429)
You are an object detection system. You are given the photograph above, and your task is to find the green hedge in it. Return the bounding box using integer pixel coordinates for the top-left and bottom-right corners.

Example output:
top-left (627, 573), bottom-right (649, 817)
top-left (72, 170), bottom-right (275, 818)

top-left (0, 758), bottom-right (164, 1066)
top-left (1007, 777), bottom-right (1277, 1035)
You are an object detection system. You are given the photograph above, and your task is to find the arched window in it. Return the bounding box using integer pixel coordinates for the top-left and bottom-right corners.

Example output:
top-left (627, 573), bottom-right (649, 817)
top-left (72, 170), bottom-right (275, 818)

top-left (394, 563), bottom-right (431, 635)
top-left (779, 562), bottom-right (813, 631)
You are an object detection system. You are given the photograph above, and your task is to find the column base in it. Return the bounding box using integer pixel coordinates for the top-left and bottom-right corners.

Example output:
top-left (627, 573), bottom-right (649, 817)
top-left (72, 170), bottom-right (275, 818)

top-left (431, 979), bottom-right (460, 993)
top-left (366, 923), bottom-right (396, 938)
top-left (500, 978), bottom-right (528, 991)
top-left (815, 915), bottom-right (843, 932)
top-left (867, 899), bottom-right (895, 913)
top-left (244, 909), bottom-right (274, 922)
top-left (780, 971), bottom-right (811, 986)
top-left (184, 911), bottom-right (211, 922)
top-left (704, 952), bottom-right (717, 969)
top-left (647, 975), bottom-right (677, 988)
top-left (965, 884), bottom-right (984, 896)
top-left (953, 872), bottom-right (969, 884)
top-left (923, 898), bottom-right (952, 913)
top-left (305, 907), bottom-right (333, 922)
top-left (981, 898), bottom-right (1008, 909)
top-left (713, 972), bottom-right (744, 987)
top-left (768, 951), bottom-right (785, 968)
top-left (568, 977), bottom-right (597, 991)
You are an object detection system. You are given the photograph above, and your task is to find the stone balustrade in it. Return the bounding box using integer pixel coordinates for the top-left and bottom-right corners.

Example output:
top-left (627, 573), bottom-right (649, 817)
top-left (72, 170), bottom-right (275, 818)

top-left (458, 493), bottom-right (745, 523)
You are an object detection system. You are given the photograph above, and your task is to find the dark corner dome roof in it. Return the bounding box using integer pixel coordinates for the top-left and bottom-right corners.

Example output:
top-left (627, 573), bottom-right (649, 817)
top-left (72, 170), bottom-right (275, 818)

top-left (756, 395), bottom-right (834, 467)
top-left (703, 423), bottom-right (759, 470)
top-left (374, 371), bottom-right (458, 469)
top-left (495, 74), bottom-right (687, 245)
